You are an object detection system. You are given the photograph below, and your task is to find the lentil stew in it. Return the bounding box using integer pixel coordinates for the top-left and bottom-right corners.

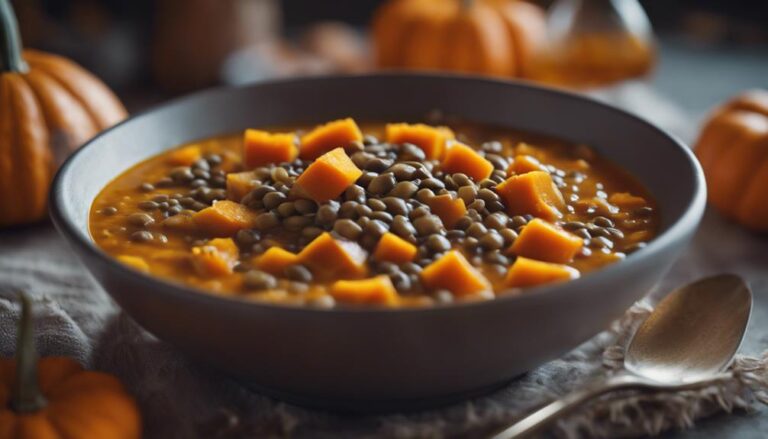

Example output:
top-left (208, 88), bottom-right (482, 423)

top-left (89, 119), bottom-right (659, 308)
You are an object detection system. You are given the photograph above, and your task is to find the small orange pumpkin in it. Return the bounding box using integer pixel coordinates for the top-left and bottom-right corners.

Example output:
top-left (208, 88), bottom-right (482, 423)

top-left (0, 293), bottom-right (141, 439)
top-left (0, 0), bottom-right (127, 227)
top-left (372, 0), bottom-right (546, 78)
top-left (694, 90), bottom-right (768, 231)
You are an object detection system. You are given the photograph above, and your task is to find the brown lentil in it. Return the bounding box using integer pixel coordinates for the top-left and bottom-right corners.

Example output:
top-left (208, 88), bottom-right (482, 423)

top-left (244, 270), bottom-right (278, 290)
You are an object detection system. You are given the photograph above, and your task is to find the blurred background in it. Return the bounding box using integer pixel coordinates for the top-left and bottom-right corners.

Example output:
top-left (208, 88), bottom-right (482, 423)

top-left (12, 0), bottom-right (767, 115)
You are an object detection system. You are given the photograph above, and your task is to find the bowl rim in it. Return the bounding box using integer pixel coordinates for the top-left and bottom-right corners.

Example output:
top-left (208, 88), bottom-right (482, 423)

top-left (49, 72), bottom-right (707, 316)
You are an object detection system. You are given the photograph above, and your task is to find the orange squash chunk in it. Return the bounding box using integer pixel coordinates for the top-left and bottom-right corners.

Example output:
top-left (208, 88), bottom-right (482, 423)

top-left (508, 154), bottom-right (546, 175)
top-left (427, 194), bottom-right (466, 229)
top-left (441, 142), bottom-right (494, 181)
top-left (254, 247), bottom-right (299, 276)
top-left (421, 250), bottom-right (491, 297)
top-left (505, 257), bottom-right (579, 288)
top-left (294, 147), bottom-right (362, 203)
top-left (298, 232), bottom-right (368, 279)
top-left (243, 129), bottom-right (298, 168)
top-left (167, 145), bottom-right (202, 166)
top-left (116, 255), bottom-right (149, 273)
top-left (609, 192), bottom-right (647, 209)
top-left (330, 275), bottom-right (399, 306)
top-left (299, 118), bottom-right (363, 160)
top-left (495, 171), bottom-right (566, 221)
top-left (226, 171), bottom-right (258, 202)
top-left (193, 200), bottom-right (259, 237)
top-left (385, 123), bottom-right (455, 159)
top-left (191, 238), bottom-right (239, 277)
top-left (373, 232), bottom-right (418, 264)
top-left (510, 218), bottom-right (583, 263)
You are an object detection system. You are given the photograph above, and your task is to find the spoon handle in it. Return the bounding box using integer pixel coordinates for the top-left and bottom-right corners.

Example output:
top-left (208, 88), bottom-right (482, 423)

top-left (490, 373), bottom-right (647, 439)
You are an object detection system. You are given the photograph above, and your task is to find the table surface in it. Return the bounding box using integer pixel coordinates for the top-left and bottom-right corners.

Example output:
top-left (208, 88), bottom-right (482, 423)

top-left (651, 38), bottom-right (768, 439)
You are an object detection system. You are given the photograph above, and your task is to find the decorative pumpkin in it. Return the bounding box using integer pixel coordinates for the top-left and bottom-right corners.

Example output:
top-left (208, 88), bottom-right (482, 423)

top-left (0, 293), bottom-right (141, 438)
top-left (695, 90), bottom-right (768, 231)
top-left (0, 0), bottom-right (127, 227)
top-left (372, 0), bottom-right (546, 78)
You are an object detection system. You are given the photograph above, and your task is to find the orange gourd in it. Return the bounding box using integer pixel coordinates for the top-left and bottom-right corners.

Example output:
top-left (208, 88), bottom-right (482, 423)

top-left (191, 238), bottom-right (240, 277)
top-left (373, 232), bottom-right (418, 264)
top-left (372, 0), bottom-right (546, 78)
top-left (421, 250), bottom-right (491, 297)
top-left (294, 147), bottom-right (362, 203)
top-left (0, 0), bottom-right (127, 227)
top-left (510, 218), bottom-right (583, 263)
top-left (441, 142), bottom-right (494, 181)
top-left (193, 200), bottom-right (260, 236)
top-left (505, 257), bottom-right (579, 288)
top-left (166, 145), bottom-right (202, 166)
top-left (427, 194), bottom-right (467, 229)
top-left (225, 171), bottom-right (258, 202)
top-left (495, 171), bottom-right (566, 221)
top-left (694, 90), bottom-right (768, 231)
top-left (243, 130), bottom-right (298, 168)
top-left (330, 276), bottom-right (400, 306)
top-left (254, 247), bottom-right (300, 276)
top-left (0, 294), bottom-right (140, 439)
top-left (298, 232), bottom-right (368, 280)
top-left (508, 154), bottom-right (546, 175)
top-left (299, 118), bottom-right (362, 160)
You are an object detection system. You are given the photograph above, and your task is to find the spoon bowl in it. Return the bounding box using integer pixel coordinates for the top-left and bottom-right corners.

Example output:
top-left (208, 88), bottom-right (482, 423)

top-left (626, 274), bottom-right (752, 384)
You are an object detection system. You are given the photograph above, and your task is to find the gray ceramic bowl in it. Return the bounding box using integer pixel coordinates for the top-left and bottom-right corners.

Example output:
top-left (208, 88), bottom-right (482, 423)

top-left (50, 74), bottom-right (705, 411)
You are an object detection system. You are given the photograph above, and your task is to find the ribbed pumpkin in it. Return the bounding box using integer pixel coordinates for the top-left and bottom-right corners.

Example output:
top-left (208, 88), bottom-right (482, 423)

top-left (695, 90), bottom-right (768, 231)
top-left (0, 0), bottom-right (127, 227)
top-left (372, 0), bottom-right (546, 78)
top-left (0, 294), bottom-right (141, 439)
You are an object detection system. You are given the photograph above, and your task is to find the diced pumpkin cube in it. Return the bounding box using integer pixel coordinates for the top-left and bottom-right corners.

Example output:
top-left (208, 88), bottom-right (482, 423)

top-left (427, 194), bottom-right (466, 229)
top-left (373, 232), bottom-right (418, 264)
top-left (510, 218), bottom-right (583, 263)
top-left (294, 147), bottom-right (362, 203)
top-left (191, 238), bottom-right (240, 277)
top-left (245, 131), bottom-right (297, 167)
top-left (226, 171), bottom-right (258, 202)
top-left (243, 129), bottom-right (298, 168)
top-left (421, 250), bottom-right (491, 297)
top-left (508, 154), bottom-right (546, 175)
top-left (298, 232), bottom-right (368, 279)
top-left (299, 118), bottom-right (363, 160)
top-left (166, 145), bottom-right (202, 166)
top-left (609, 192), bottom-right (647, 209)
top-left (385, 123), bottom-right (455, 160)
top-left (495, 171), bottom-right (566, 221)
top-left (116, 255), bottom-right (149, 273)
top-left (162, 211), bottom-right (198, 232)
top-left (504, 257), bottom-right (579, 288)
top-left (441, 142), bottom-right (494, 181)
top-left (255, 247), bottom-right (299, 276)
top-left (193, 200), bottom-right (259, 237)
top-left (330, 275), bottom-right (399, 306)
top-left (515, 142), bottom-right (544, 159)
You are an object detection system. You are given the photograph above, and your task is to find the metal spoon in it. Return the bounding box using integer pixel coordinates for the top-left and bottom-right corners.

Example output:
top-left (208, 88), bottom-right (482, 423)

top-left (492, 274), bottom-right (752, 439)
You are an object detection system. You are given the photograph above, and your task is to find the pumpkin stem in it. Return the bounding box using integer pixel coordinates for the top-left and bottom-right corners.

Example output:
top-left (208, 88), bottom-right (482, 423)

top-left (460, 0), bottom-right (474, 9)
top-left (10, 292), bottom-right (47, 413)
top-left (0, 0), bottom-right (28, 73)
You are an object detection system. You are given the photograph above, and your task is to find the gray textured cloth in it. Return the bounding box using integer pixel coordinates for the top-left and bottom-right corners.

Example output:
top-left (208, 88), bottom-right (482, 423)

top-left (1, 85), bottom-right (767, 438)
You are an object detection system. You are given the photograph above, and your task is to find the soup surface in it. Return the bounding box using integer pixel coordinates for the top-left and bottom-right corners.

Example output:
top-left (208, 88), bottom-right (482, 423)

top-left (90, 120), bottom-right (658, 308)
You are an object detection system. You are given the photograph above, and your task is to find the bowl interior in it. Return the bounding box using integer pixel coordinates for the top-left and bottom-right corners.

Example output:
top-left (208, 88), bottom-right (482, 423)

top-left (53, 74), bottom-right (704, 307)
top-left (57, 75), bottom-right (700, 246)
